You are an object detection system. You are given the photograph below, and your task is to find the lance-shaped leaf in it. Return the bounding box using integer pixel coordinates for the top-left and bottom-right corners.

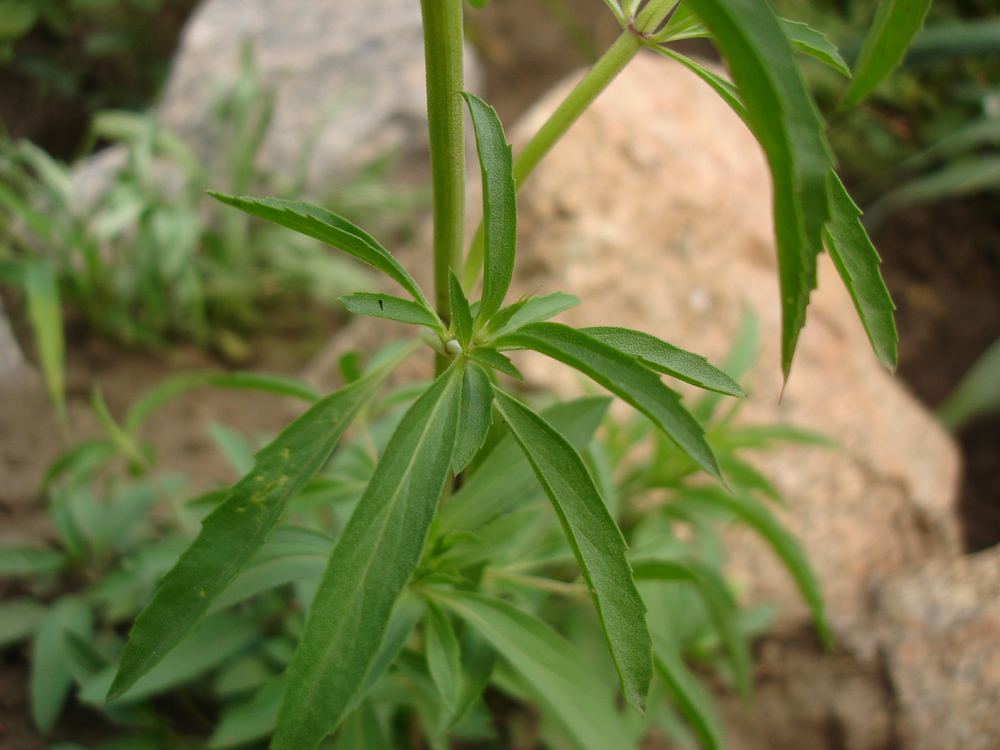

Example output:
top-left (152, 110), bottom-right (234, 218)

top-left (484, 292), bottom-right (581, 340)
top-left (675, 487), bottom-right (830, 645)
top-left (463, 92), bottom-right (516, 323)
top-left (23, 259), bottom-right (67, 425)
top-left (424, 600), bottom-right (462, 712)
top-left (272, 363), bottom-right (464, 750)
top-left (467, 346), bottom-right (523, 380)
top-left (653, 638), bottom-right (724, 750)
top-left (341, 292), bottom-right (442, 329)
top-left (841, 0), bottom-right (933, 108)
top-left (492, 388), bottom-right (652, 712)
top-left (436, 396), bottom-right (611, 533)
top-left (655, 48), bottom-right (749, 124)
top-left (453, 363), bottom-right (494, 473)
top-left (495, 323), bottom-right (722, 481)
top-left (781, 19), bottom-right (850, 77)
top-left (32, 597), bottom-right (93, 731)
top-left (107, 343), bottom-right (417, 701)
top-left (448, 272), bottom-right (474, 347)
top-left (824, 174), bottom-right (897, 371)
top-left (631, 557), bottom-right (750, 699)
top-left (580, 326), bottom-right (745, 397)
top-left (684, 0), bottom-right (833, 379)
top-left (430, 589), bottom-right (636, 750)
top-left (209, 193), bottom-right (431, 308)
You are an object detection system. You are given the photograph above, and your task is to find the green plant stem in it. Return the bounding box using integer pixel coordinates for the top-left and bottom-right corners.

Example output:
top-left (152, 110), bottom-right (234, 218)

top-left (461, 0), bottom-right (677, 290)
top-left (421, 0), bottom-right (466, 365)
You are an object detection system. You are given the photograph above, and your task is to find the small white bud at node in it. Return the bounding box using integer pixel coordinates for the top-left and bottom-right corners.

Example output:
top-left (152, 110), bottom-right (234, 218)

top-left (445, 339), bottom-right (463, 356)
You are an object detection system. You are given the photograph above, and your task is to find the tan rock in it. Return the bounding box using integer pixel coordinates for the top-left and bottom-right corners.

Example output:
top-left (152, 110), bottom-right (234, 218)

top-left (504, 52), bottom-right (962, 661)
top-left (878, 546), bottom-right (1000, 750)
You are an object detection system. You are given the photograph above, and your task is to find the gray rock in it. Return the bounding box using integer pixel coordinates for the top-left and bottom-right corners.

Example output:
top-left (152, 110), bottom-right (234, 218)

top-left (155, 0), bottom-right (481, 194)
top-left (878, 547), bottom-right (1000, 750)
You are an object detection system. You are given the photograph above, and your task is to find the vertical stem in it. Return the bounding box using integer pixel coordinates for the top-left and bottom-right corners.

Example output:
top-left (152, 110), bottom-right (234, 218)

top-left (421, 0), bottom-right (466, 350)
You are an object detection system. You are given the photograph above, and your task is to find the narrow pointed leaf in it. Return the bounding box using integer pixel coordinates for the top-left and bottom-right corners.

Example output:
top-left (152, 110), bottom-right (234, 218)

top-left (273, 363), bottom-right (464, 750)
top-left (446, 630), bottom-right (496, 731)
top-left (485, 292), bottom-right (581, 340)
top-left (781, 19), bottom-right (850, 76)
top-left (467, 346), bottom-right (523, 380)
top-left (495, 323), bottom-right (721, 481)
top-left (208, 193), bottom-right (430, 307)
top-left (454, 363), bottom-right (494, 473)
top-left (632, 558), bottom-right (751, 699)
top-left (655, 48), bottom-right (749, 124)
top-left (463, 93), bottom-right (516, 322)
top-left (492, 388), bottom-right (652, 712)
top-left (841, 0), bottom-right (933, 107)
top-left (581, 326), bottom-right (745, 397)
top-left (424, 601), bottom-right (462, 712)
top-left (653, 639), bottom-right (724, 750)
top-left (437, 396), bottom-right (611, 533)
top-left (448, 272), bottom-right (474, 347)
top-left (431, 589), bottom-right (636, 750)
top-left (683, 0), bottom-right (833, 378)
top-left (676, 487), bottom-right (829, 644)
top-left (341, 292), bottom-right (441, 328)
top-left (24, 259), bottom-right (67, 425)
top-left (938, 336), bottom-right (1000, 430)
top-left (824, 174), bottom-right (897, 371)
top-left (107, 344), bottom-right (416, 701)
top-left (31, 597), bottom-right (93, 731)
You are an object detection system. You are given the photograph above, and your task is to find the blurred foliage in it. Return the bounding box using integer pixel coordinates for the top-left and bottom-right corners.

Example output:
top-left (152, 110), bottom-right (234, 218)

top-left (0, 0), bottom-right (198, 120)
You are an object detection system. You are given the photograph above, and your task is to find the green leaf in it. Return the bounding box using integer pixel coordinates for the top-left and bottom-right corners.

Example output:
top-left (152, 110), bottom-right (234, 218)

top-left (0, 0), bottom-right (38, 40)
top-left (655, 48), bottom-right (749, 124)
top-left (448, 271), bottom-right (474, 347)
top-left (781, 19), bottom-right (850, 77)
top-left (631, 557), bottom-right (750, 699)
top-left (209, 677), bottom-right (285, 749)
top-left (209, 525), bottom-right (334, 612)
top-left (124, 370), bottom-right (322, 435)
top-left (492, 388), bottom-right (652, 712)
top-left (24, 260), bottom-right (67, 425)
top-left (273, 362), bottom-right (464, 750)
top-left (484, 292), bottom-right (581, 340)
top-left (437, 396), bottom-right (612, 533)
top-left (431, 589), bottom-right (635, 750)
top-left (31, 597), bottom-right (93, 731)
top-left (424, 600), bottom-right (462, 712)
top-left (209, 193), bottom-right (431, 308)
top-left (0, 546), bottom-right (66, 577)
top-left (677, 487), bottom-right (829, 644)
top-left (84, 613), bottom-right (258, 705)
top-left (496, 323), bottom-right (722, 481)
top-left (334, 699), bottom-right (388, 750)
top-left (463, 93), bottom-right (516, 323)
top-left (653, 638), bottom-right (724, 750)
top-left (683, 0), bottom-right (833, 379)
top-left (823, 174), bottom-right (898, 371)
top-left (581, 326), bottom-right (745, 397)
top-left (341, 292), bottom-right (442, 329)
top-left (454, 362), bottom-right (494, 473)
top-left (0, 598), bottom-right (46, 647)
top-left (466, 346), bottom-right (523, 380)
top-left (107, 344), bottom-right (416, 701)
top-left (841, 0), bottom-right (933, 107)
top-left (938, 335), bottom-right (1000, 430)
top-left (447, 630), bottom-right (496, 731)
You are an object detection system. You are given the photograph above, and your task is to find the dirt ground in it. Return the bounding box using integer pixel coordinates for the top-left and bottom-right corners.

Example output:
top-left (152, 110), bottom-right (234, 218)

top-left (2, 0), bottom-right (999, 748)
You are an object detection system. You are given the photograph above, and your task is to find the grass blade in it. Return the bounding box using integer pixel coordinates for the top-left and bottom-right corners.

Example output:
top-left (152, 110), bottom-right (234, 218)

top-left (107, 343), bottom-right (417, 701)
top-left (463, 93), bottom-right (516, 323)
top-left (841, 0), bottom-right (933, 107)
top-left (684, 0), bottom-right (833, 379)
top-left (431, 589), bottom-right (636, 750)
top-left (273, 362), bottom-right (464, 750)
top-left (824, 174), bottom-right (897, 371)
top-left (492, 388), bottom-right (652, 713)
top-left (453, 362), bottom-right (494, 473)
top-left (581, 326), bottom-right (745, 397)
top-left (496, 323), bottom-right (722, 481)
top-left (209, 193), bottom-right (431, 309)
